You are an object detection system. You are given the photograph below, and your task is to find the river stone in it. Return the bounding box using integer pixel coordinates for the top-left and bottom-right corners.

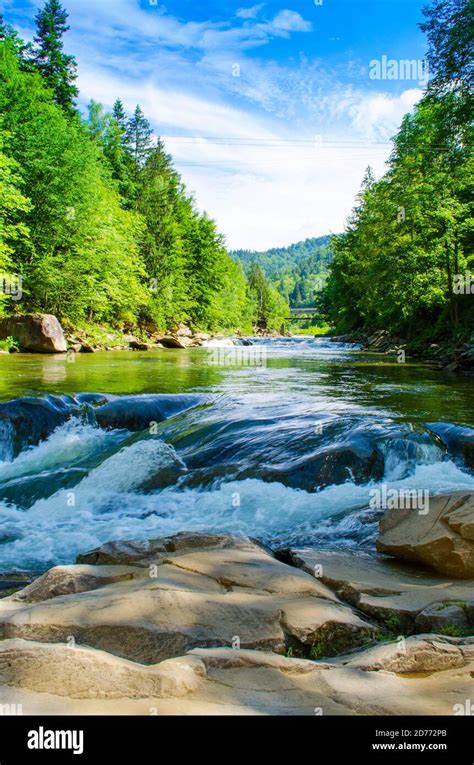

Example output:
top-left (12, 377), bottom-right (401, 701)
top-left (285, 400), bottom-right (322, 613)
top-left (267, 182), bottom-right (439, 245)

top-left (76, 532), bottom-right (272, 566)
top-left (336, 634), bottom-right (474, 673)
top-left (414, 602), bottom-right (471, 634)
top-left (0, 394), bottom-right (82, 460)
top-left (376, 493), bottom-right (474, 578)
top-left (258, 439), bottom-right (385, 491)
top-left (0, 314), bottom-right (67, 353)
top-left (426, 423), bottom-right (474, 468)
top-left (0, 534), bottom-right (374, 664)
top-left (288, 547), bottom-right (474, 630)
top-left (94, 393), bottom-right (205, 431)
top-left (155, 335), bottom-right (192, 349)
top-left (12, 565), bottom-right (142, 603)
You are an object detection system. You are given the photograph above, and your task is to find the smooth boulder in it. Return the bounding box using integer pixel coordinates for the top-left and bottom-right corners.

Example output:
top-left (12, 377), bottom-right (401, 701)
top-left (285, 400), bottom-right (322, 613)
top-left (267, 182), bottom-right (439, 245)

top-left (376, 493), bottom-right (474, 578)
top-left (0, 314), bottom-right (67, 353)
top-left (0, 394), bottom-right (81, 461)
top-left (288, 547), bottom-right (474, 631)
top-left (94, 394), bottom-right (205, 431)
top-left (426, 422), bottom-right (474, 469)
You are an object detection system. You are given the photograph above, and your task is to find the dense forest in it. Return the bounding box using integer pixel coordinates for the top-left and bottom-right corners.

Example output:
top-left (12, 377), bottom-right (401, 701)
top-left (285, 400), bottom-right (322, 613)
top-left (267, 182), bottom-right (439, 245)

top-left (0, 1), bottom-right (288, 335)
top-left (321, 0), bottom-right (473, 348)
top-left (231, 236), bottom-right (333, 308)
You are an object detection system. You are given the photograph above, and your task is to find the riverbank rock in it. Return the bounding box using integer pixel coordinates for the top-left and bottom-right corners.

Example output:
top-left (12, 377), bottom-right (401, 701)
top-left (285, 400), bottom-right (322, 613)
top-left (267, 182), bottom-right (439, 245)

top-left (155, 335), bottom-right (193, 349)
top-left (376, 493), bottom-right (474, 578)
top-left (0, 314), bottom-right (67, 353)
top-left (0, 533), bottom-right (375, 665)
top-left (287, 547), bottom-right (474, 632)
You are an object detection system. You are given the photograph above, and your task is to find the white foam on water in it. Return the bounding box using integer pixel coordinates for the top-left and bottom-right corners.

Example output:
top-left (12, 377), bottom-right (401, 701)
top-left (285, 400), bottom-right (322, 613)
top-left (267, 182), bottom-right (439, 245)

top-left (0, 421), bottom-right (120, 480)
top-left (0, 447), bottom-right (472, 571)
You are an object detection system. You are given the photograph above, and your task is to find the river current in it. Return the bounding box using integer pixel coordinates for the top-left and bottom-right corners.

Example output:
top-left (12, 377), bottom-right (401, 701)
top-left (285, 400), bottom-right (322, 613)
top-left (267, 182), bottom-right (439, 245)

top-left (0, 336), bottom-right (473, 572)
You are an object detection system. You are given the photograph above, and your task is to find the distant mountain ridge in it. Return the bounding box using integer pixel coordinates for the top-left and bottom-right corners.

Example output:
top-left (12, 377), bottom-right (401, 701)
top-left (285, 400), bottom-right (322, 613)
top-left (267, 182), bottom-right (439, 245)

top-left (230, 235), bottom-right (334, 308)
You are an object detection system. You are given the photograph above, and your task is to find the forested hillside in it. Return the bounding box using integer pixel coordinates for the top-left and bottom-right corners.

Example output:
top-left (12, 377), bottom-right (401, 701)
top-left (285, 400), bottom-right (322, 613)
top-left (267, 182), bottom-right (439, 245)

top-left (322, 0), bottom-right (473, 348)
top-left (231, 236), bottom-right (333, 308)
top-left (0, 1), bottom-right (288, 335)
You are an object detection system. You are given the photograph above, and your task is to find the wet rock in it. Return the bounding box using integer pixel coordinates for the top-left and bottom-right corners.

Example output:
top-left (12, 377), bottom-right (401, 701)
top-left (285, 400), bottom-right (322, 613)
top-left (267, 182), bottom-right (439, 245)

top-left (0, 314), bottom-right (67, 353)
top-left (258, 438), bottom-right (384, 491)
top-left (376, 493), bottom-right (474, 578)
top-left (74, 393), bottom-right (111, 406)
top-left (0, 395), bottom-right (82, 460)
top-left (426, 422), bottom-right (474, 469)
top-left (94, 394), bottom-right (205, 431)
top-left (129, 340), bottom-right (150, 351)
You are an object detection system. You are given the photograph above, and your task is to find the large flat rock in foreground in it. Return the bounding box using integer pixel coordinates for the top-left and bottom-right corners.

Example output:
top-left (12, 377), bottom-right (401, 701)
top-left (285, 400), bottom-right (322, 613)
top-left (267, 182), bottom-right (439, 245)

top-left (0, 533), bottom-right (375, 664)
top-left (1, 531), bottom-right (472, 715)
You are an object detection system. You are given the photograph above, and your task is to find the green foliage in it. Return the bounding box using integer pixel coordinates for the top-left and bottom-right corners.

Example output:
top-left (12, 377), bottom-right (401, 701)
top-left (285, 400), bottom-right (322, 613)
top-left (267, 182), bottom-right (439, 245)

top-left (32, 0), bottom-right (78, 114)
top-left (232, 236), bottom-right (333, 308)
top-left (247, 263), bottom-right (289, 332)
top-left (0, 336), bottom-right (19, 352)
top-left (438, 624), bottom-right (474, 637)
top-left (323, 0), bottom-right (473, 343)
top-left (420, 0), bottom-right (473, 95)
top-left (0, 3), bottom-right (266, 335)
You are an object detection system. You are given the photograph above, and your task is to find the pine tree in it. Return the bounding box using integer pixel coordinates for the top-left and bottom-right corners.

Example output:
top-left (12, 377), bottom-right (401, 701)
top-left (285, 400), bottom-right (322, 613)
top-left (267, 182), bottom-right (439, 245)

top-left (126, 105), bottom-right (153, 168)
top-left (112, 99), bottom-right (127, 131)
top-left (32, 0), bottom-right (78, 114)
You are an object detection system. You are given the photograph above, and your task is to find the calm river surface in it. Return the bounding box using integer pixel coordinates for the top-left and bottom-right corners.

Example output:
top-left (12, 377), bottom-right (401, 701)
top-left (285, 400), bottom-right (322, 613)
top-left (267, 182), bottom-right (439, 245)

top-left (0, 337), bottom-right (473, 572)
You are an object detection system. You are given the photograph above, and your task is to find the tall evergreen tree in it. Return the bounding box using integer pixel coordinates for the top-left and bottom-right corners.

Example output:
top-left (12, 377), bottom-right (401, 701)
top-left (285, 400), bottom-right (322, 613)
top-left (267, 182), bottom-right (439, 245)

top-left (126, 105), bottom-right (153, 168)
top-left (32, 0), bottom-right (78, 114)
top-left (112, 99), bottom-right (128, 131)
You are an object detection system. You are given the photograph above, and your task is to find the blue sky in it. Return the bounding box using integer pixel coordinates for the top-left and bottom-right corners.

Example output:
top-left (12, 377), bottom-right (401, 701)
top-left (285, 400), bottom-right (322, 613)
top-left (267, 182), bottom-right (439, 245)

top-left (3, 0), bottom-right (430, 248)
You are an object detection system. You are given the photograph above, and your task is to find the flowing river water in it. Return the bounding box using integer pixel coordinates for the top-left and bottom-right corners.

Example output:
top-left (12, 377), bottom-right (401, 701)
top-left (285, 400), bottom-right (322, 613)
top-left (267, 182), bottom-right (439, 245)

top-left (0, 336), bottom-right (473, 572)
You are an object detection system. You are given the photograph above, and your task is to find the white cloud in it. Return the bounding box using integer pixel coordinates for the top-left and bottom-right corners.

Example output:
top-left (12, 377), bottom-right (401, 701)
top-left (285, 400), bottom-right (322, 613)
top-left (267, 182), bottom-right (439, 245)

top-left (15, 0), bottom-right (423, 249)
top-left (348, 88), bottom-right (423, 139)
top-left (270, 10), bottom-right (312, 33)
top-left (236, 4), bottom-right (266, 20)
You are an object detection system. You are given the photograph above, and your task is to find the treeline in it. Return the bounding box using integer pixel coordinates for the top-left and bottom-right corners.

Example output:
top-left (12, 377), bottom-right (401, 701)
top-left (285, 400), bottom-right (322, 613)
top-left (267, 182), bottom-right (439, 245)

top-left (322, 0), bottom-right (473, 344)
top-left (232, 236), bottom-right (333, 308)
top-left (0, 1), bottom-right (288, 334)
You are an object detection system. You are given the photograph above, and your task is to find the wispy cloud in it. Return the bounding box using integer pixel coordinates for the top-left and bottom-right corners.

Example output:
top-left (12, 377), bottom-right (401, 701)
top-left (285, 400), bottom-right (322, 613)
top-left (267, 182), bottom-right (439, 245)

top-left (236, 4), bottom-right (265, 20)
top-left (6, 0), bottom-right (426, 248)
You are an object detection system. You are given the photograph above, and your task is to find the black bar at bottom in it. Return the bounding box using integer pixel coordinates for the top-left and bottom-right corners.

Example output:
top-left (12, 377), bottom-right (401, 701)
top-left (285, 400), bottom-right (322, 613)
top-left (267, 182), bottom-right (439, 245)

top-left (0, 716), bottom-right (472, 762)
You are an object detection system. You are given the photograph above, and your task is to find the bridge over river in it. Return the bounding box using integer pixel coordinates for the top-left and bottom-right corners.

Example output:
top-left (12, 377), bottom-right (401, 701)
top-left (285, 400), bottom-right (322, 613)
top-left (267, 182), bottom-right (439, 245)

top-left (286, 308), bottom-right (319, 321)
